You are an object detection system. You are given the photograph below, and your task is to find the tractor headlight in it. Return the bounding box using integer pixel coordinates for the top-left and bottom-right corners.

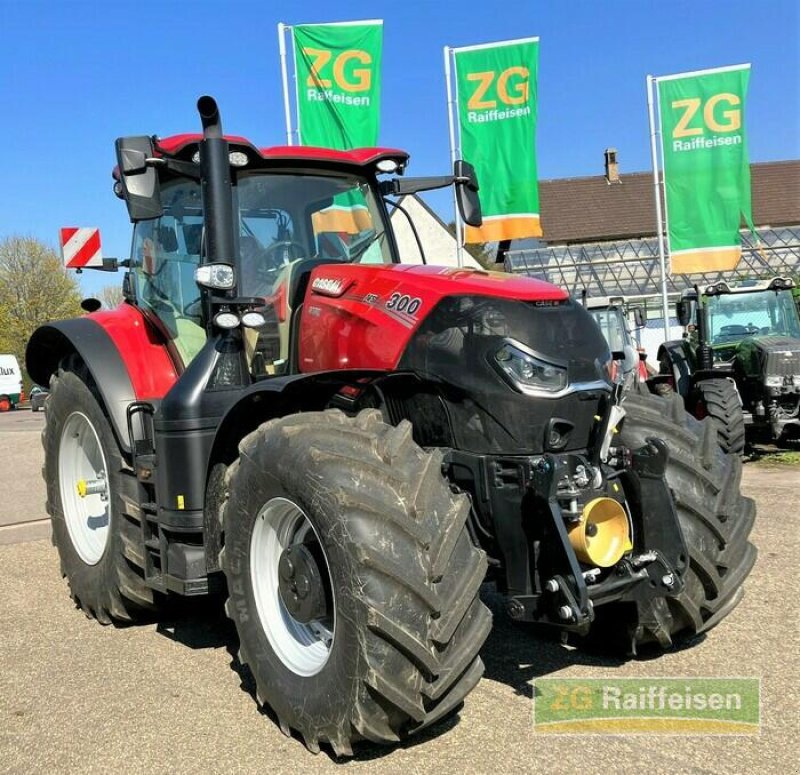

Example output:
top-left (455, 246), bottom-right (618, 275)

top-left (494, 341), bottom-right (568, 395)
top-left (213, 311), bottom-right (240, 329)
top-left (241, 311), bottom-right (267, 328)
top-left (195, 263), bottom-right (235, 290)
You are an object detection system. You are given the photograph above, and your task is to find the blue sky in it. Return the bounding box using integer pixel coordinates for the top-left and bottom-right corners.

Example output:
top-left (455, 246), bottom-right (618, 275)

top-left (0, 0), bottom-right (797, 299)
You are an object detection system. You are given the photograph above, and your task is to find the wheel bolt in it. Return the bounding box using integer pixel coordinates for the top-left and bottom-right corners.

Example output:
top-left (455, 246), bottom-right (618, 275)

top-left (558, 605), bottom-right (573, 620)
top-left (279, 555), bottom-right (295, 581)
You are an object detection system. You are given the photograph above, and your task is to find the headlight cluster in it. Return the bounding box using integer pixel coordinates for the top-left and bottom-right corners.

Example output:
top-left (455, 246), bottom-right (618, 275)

top-left (494, 342), bottom-right (568, 394)
top-left (213, 310), bottom-right (267, 330)
top-left (195, 263), bottom-right (235, 290)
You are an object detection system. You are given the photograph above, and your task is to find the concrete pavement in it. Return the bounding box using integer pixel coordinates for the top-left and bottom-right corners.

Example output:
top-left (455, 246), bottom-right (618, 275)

top-left (0, 410), bottom-right (797, 773)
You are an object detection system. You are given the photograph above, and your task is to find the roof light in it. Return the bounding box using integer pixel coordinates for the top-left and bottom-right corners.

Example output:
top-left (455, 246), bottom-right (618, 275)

top-left (228, 151), bottom-right (249, 167)
top-left (190, 149), bottom-right (249, 167)
top-left (195, 263), bottom-right (235, 290)
top-left (376, 159), bottom-right (398, 173)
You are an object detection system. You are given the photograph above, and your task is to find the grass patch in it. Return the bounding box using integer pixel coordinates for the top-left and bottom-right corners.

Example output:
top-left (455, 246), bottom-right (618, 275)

top-left (753, 450), bottom-right (800, 466)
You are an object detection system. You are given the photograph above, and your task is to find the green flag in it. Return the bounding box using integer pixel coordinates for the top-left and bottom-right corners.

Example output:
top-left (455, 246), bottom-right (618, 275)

top-left (292, 20), bottom-right (382, 149)
top-left (657, 64), bottom-right (753, 274)
top-left (453, 37), bottom-right (541, 243)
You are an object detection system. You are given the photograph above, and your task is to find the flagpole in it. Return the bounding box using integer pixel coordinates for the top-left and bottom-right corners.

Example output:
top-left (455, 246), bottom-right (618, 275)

top-left (278, 23), bottom-right (294, 146)
top-left (444, 46), bottom-right (464, 268)
top-left (647, 74), bottom-right (671, 340)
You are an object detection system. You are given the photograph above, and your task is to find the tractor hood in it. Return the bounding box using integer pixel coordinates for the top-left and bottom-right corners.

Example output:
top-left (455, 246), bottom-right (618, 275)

top-left (737, 335), bottom-right (800, 380)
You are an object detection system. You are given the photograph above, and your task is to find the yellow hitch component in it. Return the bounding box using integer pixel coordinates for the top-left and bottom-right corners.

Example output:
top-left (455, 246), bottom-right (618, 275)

top-left (568, 497), bottom-right (630, 568)
top-left (76, 480), bottom-right (88, 498)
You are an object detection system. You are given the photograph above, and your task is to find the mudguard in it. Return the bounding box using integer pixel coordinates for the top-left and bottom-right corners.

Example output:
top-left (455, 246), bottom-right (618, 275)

top-left (656, 340), bottom-right (695, 398)
top-left (26, 309), bottom-right (178, 453)
top-left (203, 368), bottom-right (388, 570)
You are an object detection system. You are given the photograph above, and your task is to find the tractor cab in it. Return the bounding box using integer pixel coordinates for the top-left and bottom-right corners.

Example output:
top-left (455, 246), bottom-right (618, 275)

top-left (114, 102), bottom-right (480, 383)
top-left (123, 159), bottom-right (397, 376)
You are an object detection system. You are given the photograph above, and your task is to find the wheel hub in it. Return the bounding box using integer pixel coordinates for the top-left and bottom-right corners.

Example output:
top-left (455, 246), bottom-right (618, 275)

top-left (278, 544), bottom-right (328, 623)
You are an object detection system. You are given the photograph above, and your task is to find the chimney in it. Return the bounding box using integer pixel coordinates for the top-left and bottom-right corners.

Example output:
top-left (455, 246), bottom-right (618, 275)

top-left (604, 147), bottom-right (619, 183)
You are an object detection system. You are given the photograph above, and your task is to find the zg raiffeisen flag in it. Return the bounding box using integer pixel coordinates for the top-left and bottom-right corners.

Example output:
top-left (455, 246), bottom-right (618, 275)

top-left (657, 64), bottom-right (754, 274)
top-left (453, 37), bottom-right (541, 242)
top-left (292, 20), bottom-right (382, 149)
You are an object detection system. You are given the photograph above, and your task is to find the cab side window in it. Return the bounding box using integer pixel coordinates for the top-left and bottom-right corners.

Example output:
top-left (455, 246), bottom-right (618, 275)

top-left (130, 180), bottom-right (206, 367)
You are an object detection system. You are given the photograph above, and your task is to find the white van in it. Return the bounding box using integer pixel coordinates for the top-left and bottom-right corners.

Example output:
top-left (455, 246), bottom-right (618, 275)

top-left (0, 354), bottom-right (23, 411)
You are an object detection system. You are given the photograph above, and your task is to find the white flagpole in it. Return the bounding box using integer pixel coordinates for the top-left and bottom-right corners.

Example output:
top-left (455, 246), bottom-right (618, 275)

top-left (278, 23), bottom-right (294, 146)
top-left (444, 46), bottom-right (464, 268)
top-left (647, 74), bottom-right (671, 340)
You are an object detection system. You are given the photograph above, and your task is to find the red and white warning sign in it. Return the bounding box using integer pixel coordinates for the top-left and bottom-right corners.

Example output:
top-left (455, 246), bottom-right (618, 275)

top-left (60, 227), bottom-right (103, 269)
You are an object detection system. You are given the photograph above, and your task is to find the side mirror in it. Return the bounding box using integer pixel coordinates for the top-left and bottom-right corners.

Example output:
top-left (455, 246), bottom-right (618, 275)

top-left (675, 300), bottom-right (691, 327)
top-left (631, 306), bottom-right (646, 329)
top-left (454, 160), bottom-right (482, 228)
top-left (114, 136), bottom-right (163, 221)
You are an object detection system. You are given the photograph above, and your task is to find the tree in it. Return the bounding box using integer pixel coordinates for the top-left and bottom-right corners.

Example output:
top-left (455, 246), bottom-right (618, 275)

top-left (98, 284), bottom-right (124, 309)
top-left (444, 222), bottom-right (496, 269)
top-left (0, 236), bottom-right (83, 379)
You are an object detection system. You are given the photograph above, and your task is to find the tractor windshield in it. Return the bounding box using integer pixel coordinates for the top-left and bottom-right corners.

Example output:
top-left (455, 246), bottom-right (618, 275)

top-left (130, 171), bottom-right (392, 368)
top-left (707, 289), bottom-right (800, 343)
top-left (589, 307), bottom-right (629, 352)
top-left (235, 172), bottom-right (393, 297)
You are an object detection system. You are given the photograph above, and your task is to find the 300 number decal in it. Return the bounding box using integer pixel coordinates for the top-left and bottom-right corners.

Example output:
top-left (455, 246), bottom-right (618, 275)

top-left (386, 293), bottom-right (422, 316)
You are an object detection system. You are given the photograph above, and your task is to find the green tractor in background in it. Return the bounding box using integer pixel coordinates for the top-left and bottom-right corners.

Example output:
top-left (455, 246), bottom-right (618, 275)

top-left (656, 276), bottom-right (800, 450)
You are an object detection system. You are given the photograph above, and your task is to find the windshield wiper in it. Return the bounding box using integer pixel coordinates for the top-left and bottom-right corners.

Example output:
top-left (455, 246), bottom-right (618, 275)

top-left (347, 228), bottom-right (383, 262)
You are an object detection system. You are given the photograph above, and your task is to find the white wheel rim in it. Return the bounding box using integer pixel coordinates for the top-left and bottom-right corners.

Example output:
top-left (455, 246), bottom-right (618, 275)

top-left (250, 497), bottom-right (335, 677)
top-left (58, 411), bottom-right (111, 565)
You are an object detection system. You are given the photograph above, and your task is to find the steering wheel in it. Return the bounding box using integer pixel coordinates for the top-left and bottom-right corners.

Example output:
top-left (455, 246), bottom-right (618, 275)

top-left (720, 324), bottom-right (748, 335)
top-left (263, 240), bottom-right (306, 270)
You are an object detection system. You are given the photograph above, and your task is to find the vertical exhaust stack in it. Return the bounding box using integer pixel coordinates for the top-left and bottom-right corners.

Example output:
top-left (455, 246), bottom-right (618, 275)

top-left (197, 96), bottom-right (236, 278)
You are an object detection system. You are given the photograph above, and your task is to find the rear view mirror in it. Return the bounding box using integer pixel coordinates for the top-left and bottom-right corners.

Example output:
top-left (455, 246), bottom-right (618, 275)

top-left (631, 306), bottom-right (646, 329)
top-left (676, 300), bottom-right (691, 327)
top-left (114, 136), bottom-right (163, 221)
top-left (454, 160), bottom-right (482, 228)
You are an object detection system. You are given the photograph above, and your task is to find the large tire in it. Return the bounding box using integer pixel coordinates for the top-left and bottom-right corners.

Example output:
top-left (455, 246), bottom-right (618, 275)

top-left (694, 378), bottom-right (746, 455)
top-left (43, 358), bottom-right (157, 623)
top-left (597, 388), bottom-right (756, 652)
top-left (220, 409), bottom-right (491, 756)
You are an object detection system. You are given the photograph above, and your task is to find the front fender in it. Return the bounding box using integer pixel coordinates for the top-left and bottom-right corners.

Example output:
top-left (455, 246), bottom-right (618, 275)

top-left (25, 307), bottom-right (178, 453)
top-left (656, 340), bottom-right (695, 398)
top-left (203, 368), bottom-right (388, 571)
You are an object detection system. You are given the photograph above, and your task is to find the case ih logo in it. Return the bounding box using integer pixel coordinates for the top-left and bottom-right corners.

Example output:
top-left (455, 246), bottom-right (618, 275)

top-left (60, 227), bottom-right (103, 269)
top-left (311, 277), bottom-right (347, 297)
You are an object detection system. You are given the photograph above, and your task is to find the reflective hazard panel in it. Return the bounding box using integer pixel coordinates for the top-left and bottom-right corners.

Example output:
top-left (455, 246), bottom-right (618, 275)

top-left (60, 227), bottom-right (103, 269)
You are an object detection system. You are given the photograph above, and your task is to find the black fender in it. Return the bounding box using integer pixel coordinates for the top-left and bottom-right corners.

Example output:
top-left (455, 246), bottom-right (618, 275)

top-left (26, 319), bottom-right (138, 454)
top-left (203, 369), bottom-right (389, 570)
top-left (656, 340), bottom-right (695, 398)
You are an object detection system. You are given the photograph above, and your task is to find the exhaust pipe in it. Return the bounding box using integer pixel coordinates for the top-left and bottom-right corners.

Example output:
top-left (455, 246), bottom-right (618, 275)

top-left (197, 95), bottom-right (222, 140)
top-left (196, 96), bottom-right (235, 272)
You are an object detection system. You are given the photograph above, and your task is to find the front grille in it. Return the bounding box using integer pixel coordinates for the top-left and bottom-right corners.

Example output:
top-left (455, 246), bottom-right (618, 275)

top-left (761, 339), bottom-right (800, 377)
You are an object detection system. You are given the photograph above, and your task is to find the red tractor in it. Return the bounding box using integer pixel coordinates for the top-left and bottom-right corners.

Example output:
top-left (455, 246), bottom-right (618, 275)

top-left (27, 98), bottom-right (755, 756)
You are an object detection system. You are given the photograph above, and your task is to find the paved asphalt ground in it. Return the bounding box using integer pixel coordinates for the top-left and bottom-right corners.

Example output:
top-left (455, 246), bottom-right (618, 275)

top-left (0, 408), bottom-right (797, 774)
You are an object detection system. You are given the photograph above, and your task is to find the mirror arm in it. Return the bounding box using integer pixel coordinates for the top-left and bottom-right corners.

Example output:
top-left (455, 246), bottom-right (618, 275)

top-left (380, 175), bottom-right (455, 196)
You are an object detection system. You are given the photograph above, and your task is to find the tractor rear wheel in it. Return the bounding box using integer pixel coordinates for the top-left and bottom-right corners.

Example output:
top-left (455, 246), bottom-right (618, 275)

top-left (592, 388), bottom-right (756, 653)
top-left (43, 357), bottom-right (157, 623)
top-left (694, 378), bottom-right (746, 454)
top-left (220, 409), bottom-right (491, 755)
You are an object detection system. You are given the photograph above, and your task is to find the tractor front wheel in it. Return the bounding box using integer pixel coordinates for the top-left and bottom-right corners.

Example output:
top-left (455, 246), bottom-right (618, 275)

top-left (694, 378), bottom-right (746, 454)
top-left (593, 388), bottom-right (756, 653)
top-left (43, 358), bottom-right (157, 623)
top-left (220, 409), bottom-right (491, 755)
